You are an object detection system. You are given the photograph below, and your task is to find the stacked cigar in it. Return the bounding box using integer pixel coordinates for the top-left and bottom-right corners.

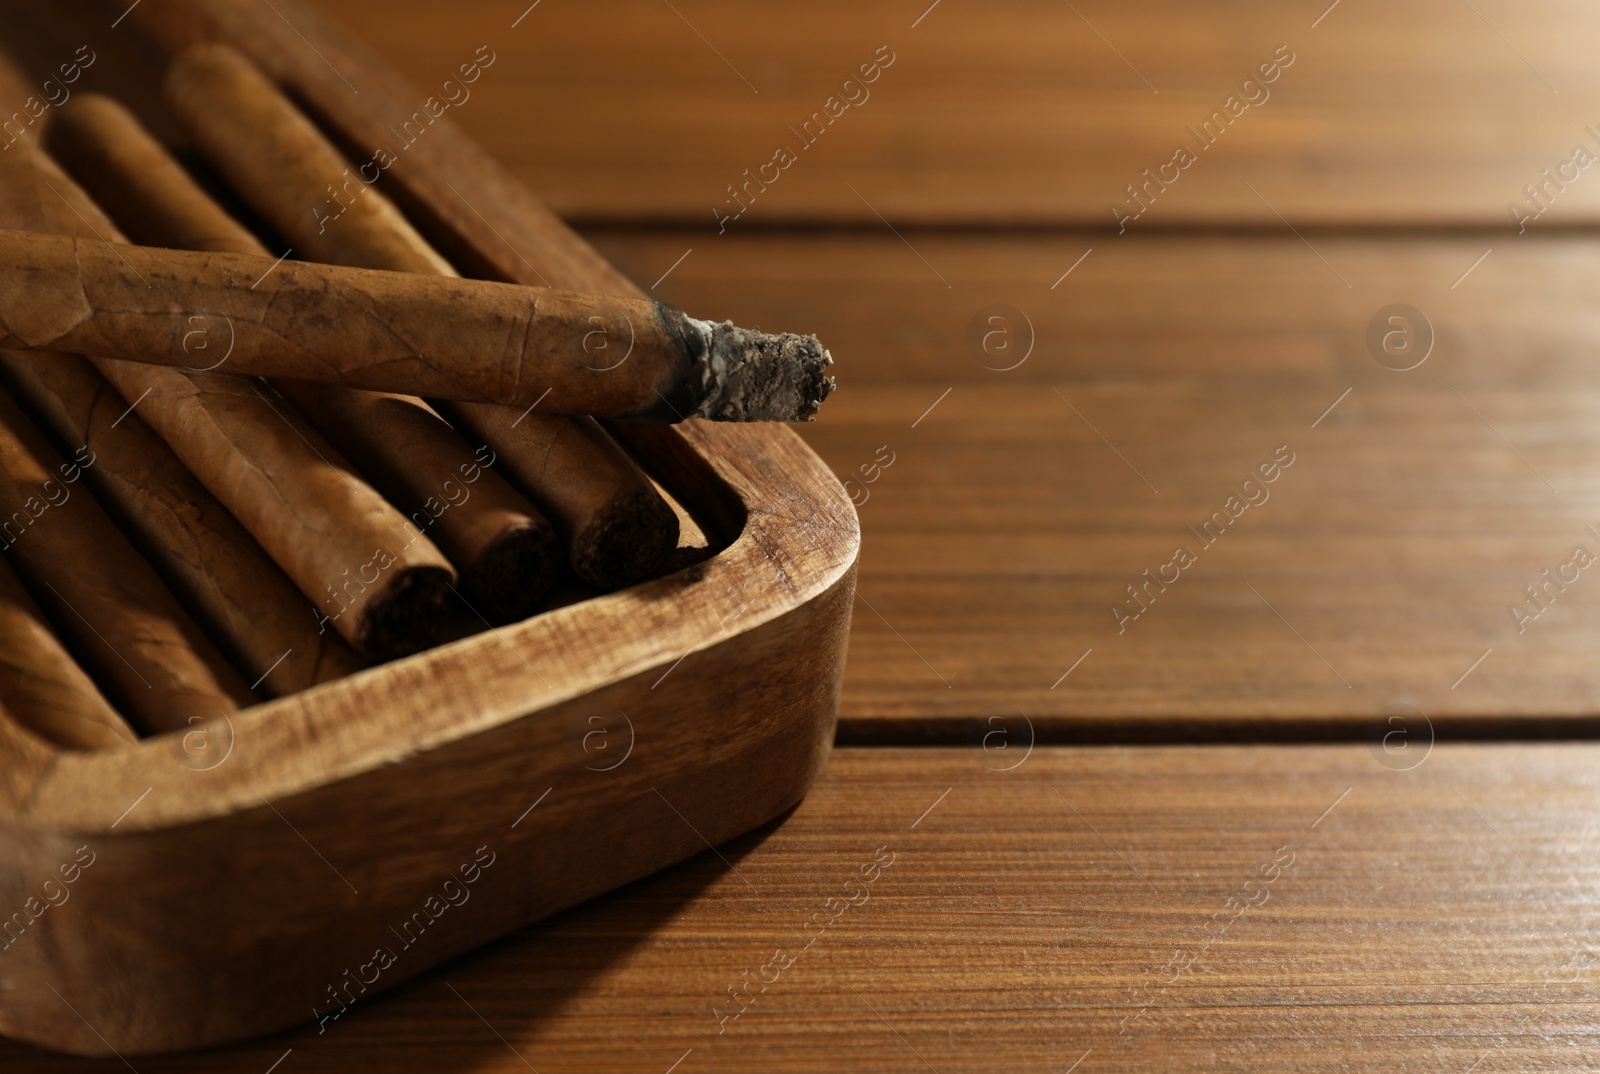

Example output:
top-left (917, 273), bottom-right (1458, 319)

top-left (0, 45), bottom-right (832, 750)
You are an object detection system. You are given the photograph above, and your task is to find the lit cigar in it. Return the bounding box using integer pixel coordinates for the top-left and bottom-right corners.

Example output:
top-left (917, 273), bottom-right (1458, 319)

top-left (0, 230), bottom-right (835, 422)
top-left (163, 46), bottom-right (682, 588)
top-left (49, 94), bottom-right (564, 623)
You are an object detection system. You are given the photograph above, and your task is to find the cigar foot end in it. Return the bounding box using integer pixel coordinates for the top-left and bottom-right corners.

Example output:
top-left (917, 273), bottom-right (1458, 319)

top-left (574, 487), bottom-right (682, 590)
top-left (687, 317), bottom-right (835, 423)
top-left (357, 567), bottom-right (455, 659)
top-left (462, 521), bottom-right (563, 624)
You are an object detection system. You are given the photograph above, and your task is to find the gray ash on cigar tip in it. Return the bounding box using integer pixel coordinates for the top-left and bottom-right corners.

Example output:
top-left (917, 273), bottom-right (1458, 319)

top-left (647, 302), bottom-right (835, 423)
top-left (685, 315), bottom-right (834, 422)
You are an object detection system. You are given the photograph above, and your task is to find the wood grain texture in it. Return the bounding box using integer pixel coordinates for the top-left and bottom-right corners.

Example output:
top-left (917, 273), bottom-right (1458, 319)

top-left (309, 0), bottom-right (1600, 227)
top-left (591, 229), bottom-right (1600, 734)
top-left (3, 744), bottom-right (1596, 1072)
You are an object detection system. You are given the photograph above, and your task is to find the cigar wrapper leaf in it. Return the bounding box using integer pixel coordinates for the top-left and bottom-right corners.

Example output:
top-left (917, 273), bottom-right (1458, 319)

top-left (0, 554), bottom-right (137, 750)
top-left (0, 115), bottom-right (370, 692)
top-left (0, 143), bottom-right (454, 661)
top-left (163, 46), bottom-right (683, 587)
top-left (0, 388), bottom-right (254, 735)
top-left (49, 93), bottom-right (562, 623)
top-left (0, 230), bottom-right (835, 422)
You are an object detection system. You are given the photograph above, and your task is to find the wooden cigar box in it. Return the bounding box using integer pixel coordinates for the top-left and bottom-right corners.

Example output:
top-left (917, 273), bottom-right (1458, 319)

top-left (0, 0), bottom-right (857, 1056)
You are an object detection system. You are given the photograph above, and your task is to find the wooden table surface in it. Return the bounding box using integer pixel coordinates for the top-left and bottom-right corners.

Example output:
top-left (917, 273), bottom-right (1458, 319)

top-left (8, 746), bottom-right (1600, 1072)
top-left (314, 0), bottom-right (1600, 227)
top-left (591, 230), bottom-right (1600, 737)
top-left (10, 0), bottom-right (1600, 1069)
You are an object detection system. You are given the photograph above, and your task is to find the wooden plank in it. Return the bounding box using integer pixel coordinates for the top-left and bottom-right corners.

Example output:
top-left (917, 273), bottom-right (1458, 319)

top-left (592, 229), bottom-right (1600, 734)
top-left (4, 744), bottom-right (1596, 1070)
top-left (313, 0), bottom-right (1600, 226)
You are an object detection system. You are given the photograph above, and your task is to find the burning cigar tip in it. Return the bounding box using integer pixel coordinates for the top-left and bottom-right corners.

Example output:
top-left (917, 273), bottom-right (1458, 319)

top-left (683, 314), bottom-right (836, 423)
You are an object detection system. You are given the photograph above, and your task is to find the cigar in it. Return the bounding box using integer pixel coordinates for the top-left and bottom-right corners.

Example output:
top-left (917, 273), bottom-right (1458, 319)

top-left (0, 154), bottom-right (457, 660)
top-left (448, 410), bottom-right (680, 587)
top-left (0, 350), bottom-right (370, 691)
top-left (0, 388), bottom-right (255, 735)
top-left (50, 95), bottom-right (563, 623)
top-left (0, 231), bottom-right (834, 422)
top-left (0, 136), bottom-right (366, 695)
top-left (269, 382), bottom-right (559, 620)
top-left (0, 554), bottom-right (137, 750)
top-left (165, 46), bottom-right (680, 588)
